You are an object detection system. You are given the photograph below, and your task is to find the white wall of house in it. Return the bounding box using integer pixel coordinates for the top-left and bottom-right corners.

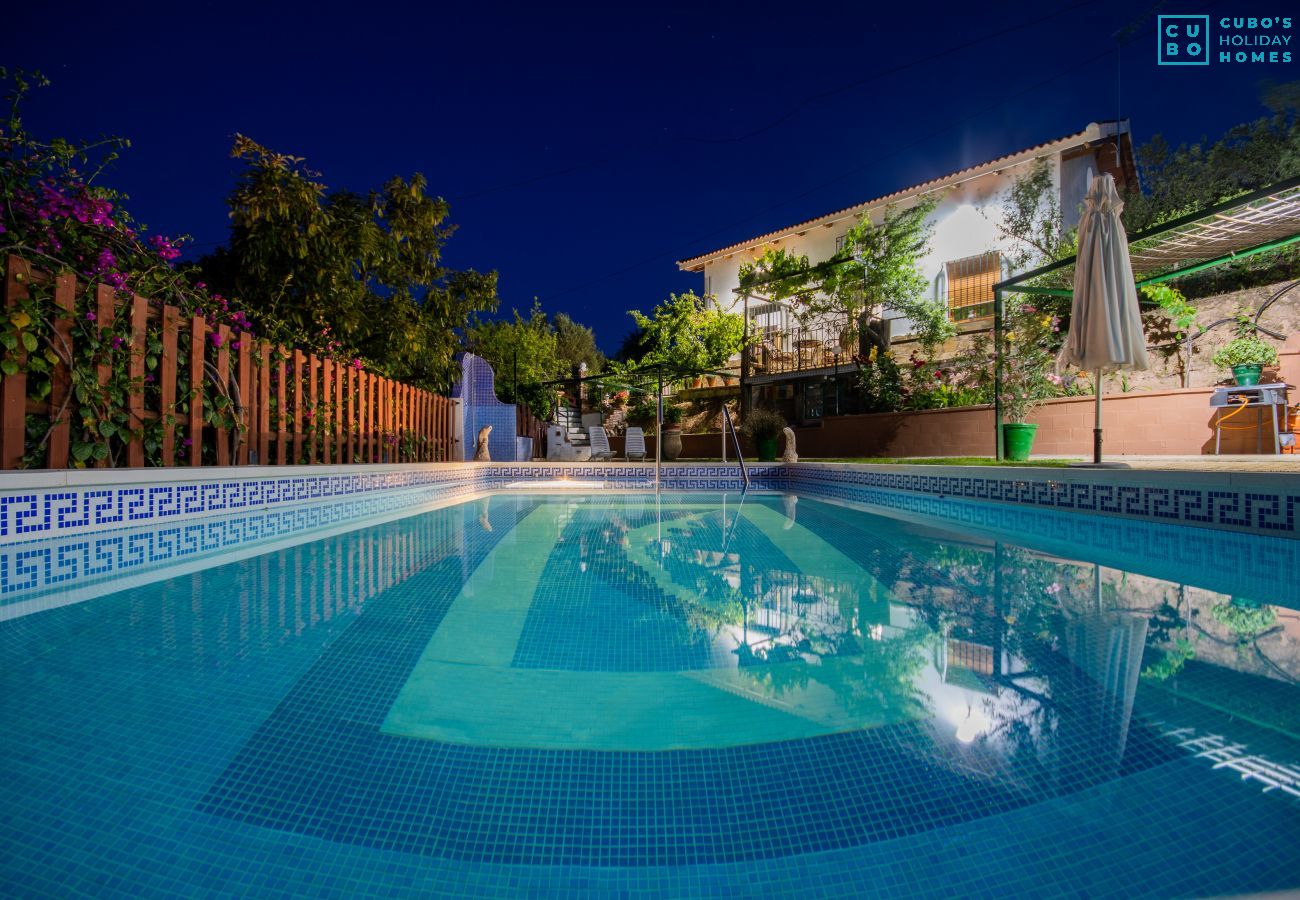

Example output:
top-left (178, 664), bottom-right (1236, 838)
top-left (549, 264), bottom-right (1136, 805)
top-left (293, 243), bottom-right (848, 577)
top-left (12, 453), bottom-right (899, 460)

top-left (683, 122), bottom-right (1126, 342)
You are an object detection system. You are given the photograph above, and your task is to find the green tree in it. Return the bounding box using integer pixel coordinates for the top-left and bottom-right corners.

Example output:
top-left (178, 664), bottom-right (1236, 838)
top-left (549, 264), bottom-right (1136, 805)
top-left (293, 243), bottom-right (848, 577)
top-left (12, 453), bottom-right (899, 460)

top-left (1119, 97), bottom-right (1300, 295)
top-left (1124, 107), bottom-right (1300, 232)
top-left (201, 135), bottom-right (498, 390)
top-left (626, 291), bottom-right (748, 372)
top-left (993, 157), bottom-right (1074, 270)
top-left (553, 312), bottom-right (605, 374)
top-left (740, 198), bottom-right (951, 351)
top-left (464, 303), bottom-right (563, 416)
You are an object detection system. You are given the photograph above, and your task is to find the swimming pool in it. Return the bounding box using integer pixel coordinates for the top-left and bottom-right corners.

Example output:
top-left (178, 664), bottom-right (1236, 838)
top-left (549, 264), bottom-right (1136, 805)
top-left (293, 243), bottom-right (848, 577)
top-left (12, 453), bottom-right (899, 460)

top-left (2, 487), bottom-right (1298, 897)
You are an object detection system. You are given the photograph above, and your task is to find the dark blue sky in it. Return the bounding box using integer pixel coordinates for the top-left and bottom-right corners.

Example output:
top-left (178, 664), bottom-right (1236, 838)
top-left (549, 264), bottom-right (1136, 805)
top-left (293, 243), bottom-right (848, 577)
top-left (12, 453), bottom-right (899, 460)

top-left (5, 0), bottom-right (1285, 351)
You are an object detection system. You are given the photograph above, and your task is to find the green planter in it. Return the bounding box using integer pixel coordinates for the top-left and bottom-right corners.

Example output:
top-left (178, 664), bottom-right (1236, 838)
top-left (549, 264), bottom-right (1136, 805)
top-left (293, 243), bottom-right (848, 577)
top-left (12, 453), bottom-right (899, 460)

top-left (1231, 364), bottom-right (1263, 386)
top-left (756, 437), bottom-right (779, 461)
top-left (1001, 422), bottom-right (1038, 462)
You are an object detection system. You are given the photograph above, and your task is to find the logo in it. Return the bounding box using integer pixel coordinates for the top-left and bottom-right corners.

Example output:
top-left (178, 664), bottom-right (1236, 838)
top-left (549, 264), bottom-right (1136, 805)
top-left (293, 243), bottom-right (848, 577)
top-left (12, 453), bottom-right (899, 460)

top-left (1158, 14), bottom-right (1210, 65)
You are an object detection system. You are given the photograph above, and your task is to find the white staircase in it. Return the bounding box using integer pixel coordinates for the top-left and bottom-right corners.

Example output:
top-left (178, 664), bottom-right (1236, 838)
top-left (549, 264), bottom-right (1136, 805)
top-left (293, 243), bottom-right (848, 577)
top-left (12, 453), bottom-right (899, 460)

top-left (554, 406), bottom-right (590, 450)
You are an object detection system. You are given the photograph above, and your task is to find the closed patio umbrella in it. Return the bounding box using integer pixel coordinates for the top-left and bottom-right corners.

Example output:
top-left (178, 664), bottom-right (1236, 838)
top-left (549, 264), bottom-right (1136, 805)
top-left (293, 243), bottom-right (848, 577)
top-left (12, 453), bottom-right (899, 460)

top-left (1057, 174), bottom-right (1149, 465)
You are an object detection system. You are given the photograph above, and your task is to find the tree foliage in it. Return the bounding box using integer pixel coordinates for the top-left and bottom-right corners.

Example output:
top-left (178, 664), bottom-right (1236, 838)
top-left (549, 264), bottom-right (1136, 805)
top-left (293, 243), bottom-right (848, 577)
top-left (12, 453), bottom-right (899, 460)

top-left (200, 135), bottom-right (498, 390)
top-left (626, 291), bottom-right (748, 372)
top-left (464, 303), bottom-right (562, 416)
top-left (553, 312), bottom-right (605, 374)
top-left (993, 157), bottom-right (1074, 270)
top-left (1124, 106), bottom-right (1300, 232)
top-left (739, 198), bottom-right (952, 351)
top-left (1120, 97), bottom-right (1300, 296)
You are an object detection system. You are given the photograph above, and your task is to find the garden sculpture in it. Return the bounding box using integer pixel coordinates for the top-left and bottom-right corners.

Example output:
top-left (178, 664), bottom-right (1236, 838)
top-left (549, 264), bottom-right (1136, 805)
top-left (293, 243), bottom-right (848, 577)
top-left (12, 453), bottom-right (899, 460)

top-left (781, 426), bottom-right (798, 463)
top-left (475, 425), bottom-right (493, 461)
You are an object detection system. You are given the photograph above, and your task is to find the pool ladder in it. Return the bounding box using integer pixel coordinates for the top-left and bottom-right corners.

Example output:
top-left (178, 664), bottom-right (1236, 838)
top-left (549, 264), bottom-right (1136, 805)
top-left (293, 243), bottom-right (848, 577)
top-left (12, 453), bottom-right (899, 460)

top-left (721, 406), bottom-right (750, 491)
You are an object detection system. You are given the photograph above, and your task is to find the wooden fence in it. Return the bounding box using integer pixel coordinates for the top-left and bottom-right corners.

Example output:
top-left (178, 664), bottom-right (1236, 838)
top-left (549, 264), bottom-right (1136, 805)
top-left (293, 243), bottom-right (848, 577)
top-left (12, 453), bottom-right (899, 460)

top-left (516, 402), bottom-right (546, 459)
top-left (2, 256), bottom-right (459, 469)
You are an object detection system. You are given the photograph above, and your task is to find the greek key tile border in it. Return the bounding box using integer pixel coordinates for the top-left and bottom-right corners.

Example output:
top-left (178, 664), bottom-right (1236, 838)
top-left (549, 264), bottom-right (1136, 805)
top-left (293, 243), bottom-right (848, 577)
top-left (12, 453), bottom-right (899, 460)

top-left (788, 467), bottom-right (1299, 539)
top-left (0, 461), bottom-right (1293, 546)
top-left (0, 482), bottom-right (480, 605)
top-left (0, 468), bottom-right (481, 545)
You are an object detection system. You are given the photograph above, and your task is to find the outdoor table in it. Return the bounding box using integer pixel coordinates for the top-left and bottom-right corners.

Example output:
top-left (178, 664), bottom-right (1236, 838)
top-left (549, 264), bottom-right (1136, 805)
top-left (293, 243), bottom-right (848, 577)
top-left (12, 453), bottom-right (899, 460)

top-left (1210, 383), bottom-right (1292, 454)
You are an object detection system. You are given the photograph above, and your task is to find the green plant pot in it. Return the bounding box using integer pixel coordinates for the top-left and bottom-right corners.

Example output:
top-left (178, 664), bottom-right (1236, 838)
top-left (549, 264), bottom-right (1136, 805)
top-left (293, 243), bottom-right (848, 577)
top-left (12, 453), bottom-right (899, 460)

top-left (1231, 364), bottom-right (1262, 386)
top-left (757, 437), bottom-right (779, 461)
top-left (1001, 422), bottom-right (1038, 462)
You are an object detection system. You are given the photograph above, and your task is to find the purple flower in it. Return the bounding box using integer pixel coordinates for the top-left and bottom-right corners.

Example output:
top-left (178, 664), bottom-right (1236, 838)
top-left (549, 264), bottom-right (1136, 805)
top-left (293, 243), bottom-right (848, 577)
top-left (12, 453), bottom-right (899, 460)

top-left (210, 332), bottom-right (223, 348)
top-left (149, 234), bottom-right (182, 262)
top-left (111, 336), bottom-right (125, 349)
top-left (85, 311), bottom-right (97, 322)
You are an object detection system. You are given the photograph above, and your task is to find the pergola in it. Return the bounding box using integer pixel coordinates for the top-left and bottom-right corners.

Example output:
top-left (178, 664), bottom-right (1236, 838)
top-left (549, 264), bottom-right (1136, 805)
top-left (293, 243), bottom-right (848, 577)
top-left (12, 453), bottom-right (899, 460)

top-left (991, 175), bottom-right (1300, 459)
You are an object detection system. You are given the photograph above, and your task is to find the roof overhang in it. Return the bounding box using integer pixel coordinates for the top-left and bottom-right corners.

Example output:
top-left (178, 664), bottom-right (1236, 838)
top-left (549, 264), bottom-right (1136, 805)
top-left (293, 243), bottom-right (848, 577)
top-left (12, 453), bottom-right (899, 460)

top-left (676, 121), bottom-right (1132, 272)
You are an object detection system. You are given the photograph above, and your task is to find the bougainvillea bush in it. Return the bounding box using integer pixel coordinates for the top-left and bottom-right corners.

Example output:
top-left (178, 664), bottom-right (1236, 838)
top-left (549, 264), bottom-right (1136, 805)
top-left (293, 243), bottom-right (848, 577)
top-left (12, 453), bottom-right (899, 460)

top-left (0, 70), bottom-right (422, 467)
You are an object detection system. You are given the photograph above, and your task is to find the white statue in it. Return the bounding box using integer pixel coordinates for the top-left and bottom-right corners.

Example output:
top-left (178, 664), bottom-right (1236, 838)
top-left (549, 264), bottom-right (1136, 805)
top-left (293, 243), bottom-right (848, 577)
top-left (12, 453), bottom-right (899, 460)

top-left (781, 426), bottom-right (798, 463)
top-left (474, 425), bottom-right (493, 461)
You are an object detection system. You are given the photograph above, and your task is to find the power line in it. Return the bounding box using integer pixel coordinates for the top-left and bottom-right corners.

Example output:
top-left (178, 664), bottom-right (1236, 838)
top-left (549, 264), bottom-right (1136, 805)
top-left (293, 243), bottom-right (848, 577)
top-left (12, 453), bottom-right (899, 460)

top-left (538, 48), bottom-right (1116, 305)
top-left (449, 0), bottom-right (1108, 201)
top-left (537, 0), bottom-right (1225, 307)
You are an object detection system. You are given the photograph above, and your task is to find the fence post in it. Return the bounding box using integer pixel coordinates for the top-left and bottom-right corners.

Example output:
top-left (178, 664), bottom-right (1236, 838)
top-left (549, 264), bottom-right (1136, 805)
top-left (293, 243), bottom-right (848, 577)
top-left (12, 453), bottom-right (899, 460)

top-left (237, 332), bottom-right (252, 464)
top-left (127, 295), bottom-right (147, 468)
top-left (307, 353), bottom-right (318, 463)
top-left (160, 305), bottom-right (178, 467)
top-left (215, 324), bottom-right (230, 466)
top-left (276, 346), bottom-right (288, 465)
top-left (343, 364), bottom-right (354, 464)
top-left (292, 350), bottom-right (305, 464)
top-left (320, 358), bottom-right (332, 464)
top-left (334, 358), bottom-right (344, 464)
top-left (189, 316), bottom-right (205, 466)
top-left (258, 341), bottom-right (270, 466)
top-left (2, 257), bottom-right (32, 469)
top-left (47, 272), bottom-right (76, 468)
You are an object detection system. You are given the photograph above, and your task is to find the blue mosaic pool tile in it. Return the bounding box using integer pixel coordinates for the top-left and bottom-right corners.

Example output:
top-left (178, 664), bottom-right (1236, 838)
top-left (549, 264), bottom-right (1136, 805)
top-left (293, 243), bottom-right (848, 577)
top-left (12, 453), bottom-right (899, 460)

top-left (2, 491), bottom-right (1298, 898)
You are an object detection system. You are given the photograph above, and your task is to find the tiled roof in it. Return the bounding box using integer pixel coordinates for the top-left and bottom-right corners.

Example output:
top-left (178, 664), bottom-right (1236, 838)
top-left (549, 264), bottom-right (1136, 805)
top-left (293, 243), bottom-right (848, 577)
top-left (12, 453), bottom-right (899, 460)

top-left (676, 123), bottom-right (1118, 270)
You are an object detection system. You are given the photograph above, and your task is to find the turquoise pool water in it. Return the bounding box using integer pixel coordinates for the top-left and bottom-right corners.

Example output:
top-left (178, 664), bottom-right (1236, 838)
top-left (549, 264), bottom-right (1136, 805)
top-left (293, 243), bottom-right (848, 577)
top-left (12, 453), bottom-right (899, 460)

top-left (2, 489), bottom-right (1298, 897)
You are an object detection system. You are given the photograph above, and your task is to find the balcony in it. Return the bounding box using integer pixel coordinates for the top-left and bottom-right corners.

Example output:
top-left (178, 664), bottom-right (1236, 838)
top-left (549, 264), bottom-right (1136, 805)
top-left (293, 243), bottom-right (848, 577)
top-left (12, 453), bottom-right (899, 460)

top-left (746, 317), bottom-right (857, 377)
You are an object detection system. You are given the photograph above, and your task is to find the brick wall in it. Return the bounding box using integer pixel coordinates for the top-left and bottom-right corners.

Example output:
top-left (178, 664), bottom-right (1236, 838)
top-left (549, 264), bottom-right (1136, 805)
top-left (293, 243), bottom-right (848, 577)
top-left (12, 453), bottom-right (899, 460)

top-left (654, 332), bottom-right (1300, 459)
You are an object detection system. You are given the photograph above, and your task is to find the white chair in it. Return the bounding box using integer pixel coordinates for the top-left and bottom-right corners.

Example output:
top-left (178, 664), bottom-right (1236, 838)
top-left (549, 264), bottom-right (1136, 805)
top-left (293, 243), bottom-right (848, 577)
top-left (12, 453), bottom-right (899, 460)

top-left (624, 427), bottom-right (647, 461)
top-left (587, 425), bottom-right (617, 461)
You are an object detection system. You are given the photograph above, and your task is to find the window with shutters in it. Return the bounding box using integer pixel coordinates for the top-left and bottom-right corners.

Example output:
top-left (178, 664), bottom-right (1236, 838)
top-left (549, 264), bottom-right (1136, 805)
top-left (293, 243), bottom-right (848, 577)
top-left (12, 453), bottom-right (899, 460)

top-left (943, 251), bottom-right (1000, 321)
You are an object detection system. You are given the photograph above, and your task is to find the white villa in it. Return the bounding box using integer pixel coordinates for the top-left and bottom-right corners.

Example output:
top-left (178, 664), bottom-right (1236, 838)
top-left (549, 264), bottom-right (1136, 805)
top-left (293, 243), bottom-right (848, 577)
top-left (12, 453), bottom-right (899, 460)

top-left (676, 121), bottom-right (1135, 421)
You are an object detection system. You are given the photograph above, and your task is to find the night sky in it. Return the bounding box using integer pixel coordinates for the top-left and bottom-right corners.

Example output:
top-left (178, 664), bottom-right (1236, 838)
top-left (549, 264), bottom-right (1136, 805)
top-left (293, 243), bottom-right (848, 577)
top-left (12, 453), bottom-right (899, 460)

top-left (4, 1), bottom-right (1285, 351)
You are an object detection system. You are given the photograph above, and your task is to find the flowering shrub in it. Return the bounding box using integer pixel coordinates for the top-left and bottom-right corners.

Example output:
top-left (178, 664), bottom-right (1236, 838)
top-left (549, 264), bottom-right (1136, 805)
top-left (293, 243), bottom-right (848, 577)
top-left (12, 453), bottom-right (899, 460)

top-left (997, 299), bottom-right (1071, 423)
top-left (0, 70), bottom-right (382, 467)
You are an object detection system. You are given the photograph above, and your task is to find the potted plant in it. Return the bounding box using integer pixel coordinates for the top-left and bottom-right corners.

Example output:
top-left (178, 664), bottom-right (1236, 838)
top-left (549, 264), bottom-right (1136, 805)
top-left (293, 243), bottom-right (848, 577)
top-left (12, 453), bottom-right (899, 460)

top-left (1211, 323), bottom-right (1278, 386)
top-left (660, 402), bottom-right (684, 460)
top-left (740, 407), bottom-right (786, 462)
top-left (998, 300), bottom-right (1060, 461)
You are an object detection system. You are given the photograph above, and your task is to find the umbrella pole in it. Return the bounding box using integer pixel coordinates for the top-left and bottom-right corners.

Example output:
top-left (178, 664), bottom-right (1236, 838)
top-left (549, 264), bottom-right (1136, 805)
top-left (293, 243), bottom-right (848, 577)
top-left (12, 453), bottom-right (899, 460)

top-left (1093, 373), bottom-right (1103, 465)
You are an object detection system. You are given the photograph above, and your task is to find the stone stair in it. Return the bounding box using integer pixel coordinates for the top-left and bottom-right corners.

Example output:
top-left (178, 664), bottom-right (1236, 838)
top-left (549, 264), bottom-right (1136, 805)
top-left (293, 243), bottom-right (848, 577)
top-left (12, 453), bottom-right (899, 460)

top-left (554, 406), bottom-right (589, 449)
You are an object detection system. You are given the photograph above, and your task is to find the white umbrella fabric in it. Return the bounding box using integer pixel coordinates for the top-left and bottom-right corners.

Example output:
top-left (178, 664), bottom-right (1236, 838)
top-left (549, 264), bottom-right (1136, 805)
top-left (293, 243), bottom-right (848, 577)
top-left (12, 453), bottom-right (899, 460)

top-left (1057, 174), bottom-right (1149, 464)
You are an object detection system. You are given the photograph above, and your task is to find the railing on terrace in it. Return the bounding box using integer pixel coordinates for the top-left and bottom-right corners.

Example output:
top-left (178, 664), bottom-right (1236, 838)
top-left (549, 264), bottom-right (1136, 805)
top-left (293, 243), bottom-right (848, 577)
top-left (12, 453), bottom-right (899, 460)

top-left (747, 317), bottom-right (857, 377)
top-left (1, 255), bottom-right (458, 469)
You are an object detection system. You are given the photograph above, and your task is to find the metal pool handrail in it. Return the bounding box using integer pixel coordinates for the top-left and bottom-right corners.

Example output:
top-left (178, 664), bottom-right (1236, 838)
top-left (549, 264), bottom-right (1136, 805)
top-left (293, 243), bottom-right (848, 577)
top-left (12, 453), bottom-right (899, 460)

top-left (722, 406), bottom-right (750, 490)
